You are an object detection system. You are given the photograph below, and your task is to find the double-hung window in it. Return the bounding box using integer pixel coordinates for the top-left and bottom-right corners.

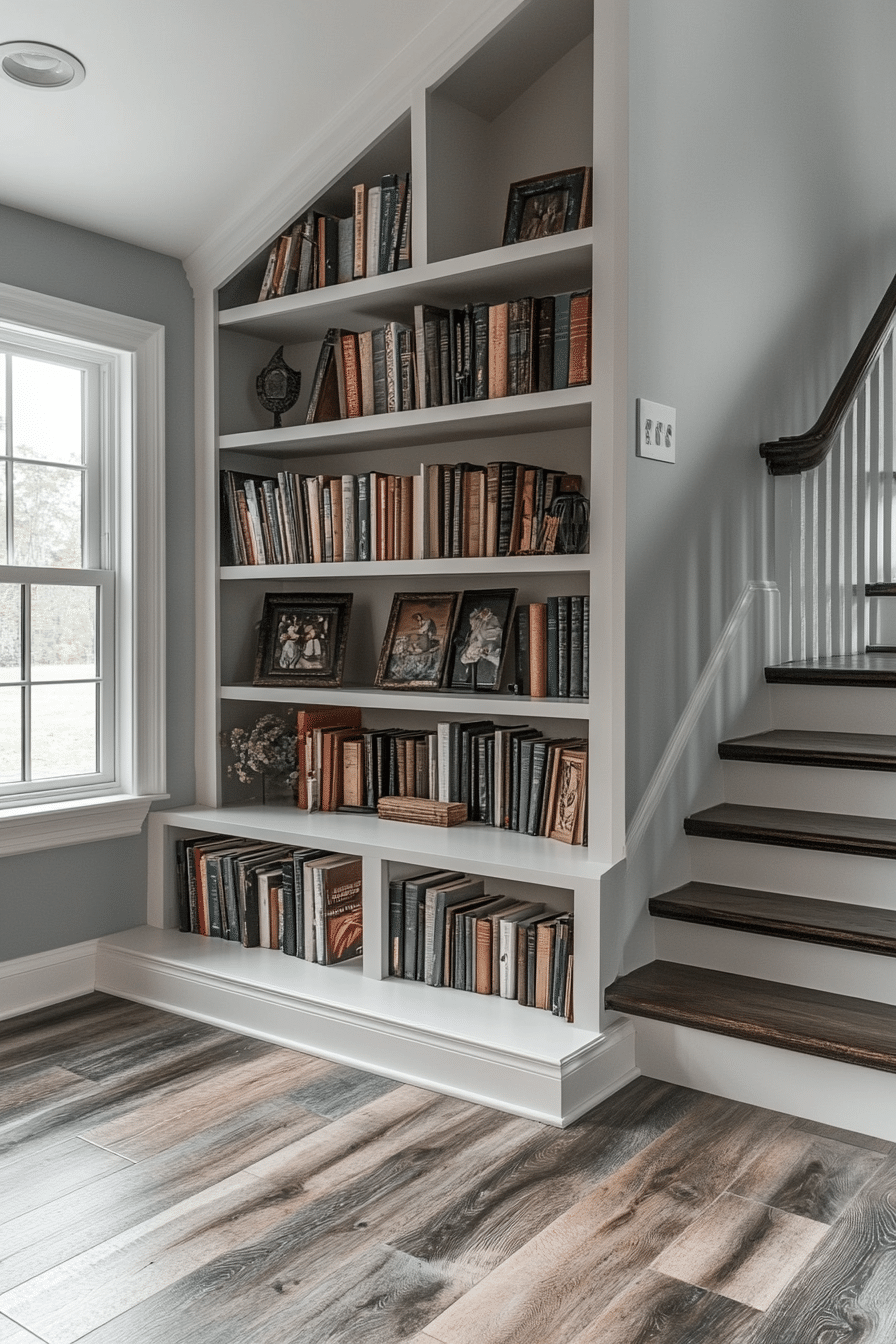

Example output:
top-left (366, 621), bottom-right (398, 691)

top-left (0, 282), bottom-right (166, 856)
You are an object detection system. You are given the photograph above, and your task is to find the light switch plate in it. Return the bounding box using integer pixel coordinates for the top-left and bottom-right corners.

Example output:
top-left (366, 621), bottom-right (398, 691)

top-left (636, 398), bottom-right (676, 463)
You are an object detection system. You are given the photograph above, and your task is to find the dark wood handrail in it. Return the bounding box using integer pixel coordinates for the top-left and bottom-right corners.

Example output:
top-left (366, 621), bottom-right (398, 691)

top-left (760, 269), bottom-right (896, 475)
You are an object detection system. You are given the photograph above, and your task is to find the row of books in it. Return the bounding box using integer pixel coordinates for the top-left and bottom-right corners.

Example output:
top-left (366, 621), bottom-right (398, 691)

top-left (175, 835), bottom-right (363, 964)
top-left (514, 599), bottom-right (589, 699)
top-left (258, 172), bottom-right (411, 301)
top-left (388, 867), bottom-right (574, 1017)
top-left (220, 461), bottom-right (585, 566)
top-left (305, 289), bottom-right (592, 424)
top-left (297, 708), bottom-right (588, 844)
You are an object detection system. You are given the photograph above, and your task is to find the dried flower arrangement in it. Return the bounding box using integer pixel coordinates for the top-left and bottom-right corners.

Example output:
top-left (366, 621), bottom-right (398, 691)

top-left (223, 714), bottom-right (298, 789)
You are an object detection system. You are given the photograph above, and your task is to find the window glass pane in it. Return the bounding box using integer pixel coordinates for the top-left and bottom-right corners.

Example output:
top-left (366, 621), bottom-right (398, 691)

top-left (31, 585), bottom-right (96, 682)
top-left (31, 682), bottom-right (97, 779)
top-left (0, 352), bottom-right (6, 451)
top-left (0, 584), bottom-right (21, 682)
top-left (12, 462), bottom-right (83, 567)
top-left (12, 356), bottom-right (82, 464)
top-left (0, 467), bottom-right (6, 564)
top-left (0, 686), bottom-right (22, 782)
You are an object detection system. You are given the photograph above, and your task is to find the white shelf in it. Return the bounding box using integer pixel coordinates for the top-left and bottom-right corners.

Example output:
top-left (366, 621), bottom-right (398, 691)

top-left (220, 682), bottom-right (588, 719)
top-left (218, 231), bottom-right (593, 343)
top-left (221, 553), bottom-right (590, 580)
top-left (153, 804), bottom-right (611, 883)
top-left (219, 385), bottom-right (591, 458)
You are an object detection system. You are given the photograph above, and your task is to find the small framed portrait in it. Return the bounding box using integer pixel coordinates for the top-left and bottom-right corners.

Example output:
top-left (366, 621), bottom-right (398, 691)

top-left (445, 588), bottom-right (517, 692)
top-left (502, 167), bottom-right (592, 246)
top-left (375, 592), bottom-right (460, 691)
top-left (253, 592), bottom-right (352, 688)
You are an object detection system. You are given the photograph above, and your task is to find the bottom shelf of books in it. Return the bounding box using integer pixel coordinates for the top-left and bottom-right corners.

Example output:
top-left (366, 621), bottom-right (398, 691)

top-left (118, 805), bottom-right (633, 1124)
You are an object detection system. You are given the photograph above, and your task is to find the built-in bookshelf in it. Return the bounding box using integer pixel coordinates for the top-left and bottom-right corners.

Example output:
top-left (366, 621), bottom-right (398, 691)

top-left (130, 0), bottom-right (631, 1127)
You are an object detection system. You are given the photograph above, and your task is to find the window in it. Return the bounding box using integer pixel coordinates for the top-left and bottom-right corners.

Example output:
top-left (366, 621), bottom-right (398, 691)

top-left (0, 282), bottom-right (166, 856)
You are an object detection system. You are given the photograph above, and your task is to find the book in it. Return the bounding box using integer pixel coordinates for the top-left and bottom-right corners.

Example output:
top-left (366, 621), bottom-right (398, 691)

top-left (402, 870), bottom-right (462, 980)
top-left (529, 603), bottom-right (548, 698)
top-left (297, 706), bottom-right (363, 810)
top-left (425, 876), bottom-right (485, 986)
top-left (309, 853), bottom-right (363, 965)
top-left (536, 296), bottom-right (555, 392)
top-left (553, 291), bottom-right (572, 389)
top-left (568, 290), bottom-right (592, 386)
top-left (352, 183), bottom-right (367, 279)
top-left (488, 302), bottom-right (509, 398)
top-left (366, 185), bottom-right (382, 278)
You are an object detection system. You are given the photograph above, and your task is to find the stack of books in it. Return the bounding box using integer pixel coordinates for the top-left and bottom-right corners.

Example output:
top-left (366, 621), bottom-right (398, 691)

top-left (305, 289), bottom-right (592, 423)
top-left (257, 172), bottom-right (411, 301)
top-left (219, 461), bottom-right (585, 566)
top-left (298, 709), bottom-right (588, 846)
top-left (175, 834), bottom-right (362, 964)
top-left (388, 867), bottom-right (574, 1018)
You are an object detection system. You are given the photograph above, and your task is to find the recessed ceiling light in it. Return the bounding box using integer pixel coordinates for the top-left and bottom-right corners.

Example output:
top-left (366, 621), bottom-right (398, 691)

top-left (0, 41), bottom-right (85, 89)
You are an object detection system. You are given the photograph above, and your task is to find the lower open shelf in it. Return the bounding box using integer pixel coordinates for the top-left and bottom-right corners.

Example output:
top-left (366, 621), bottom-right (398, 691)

top-left (97, 924), bottom-right (635, 1126)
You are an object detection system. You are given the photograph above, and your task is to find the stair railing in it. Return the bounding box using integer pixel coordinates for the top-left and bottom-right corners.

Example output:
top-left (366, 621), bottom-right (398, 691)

top-left (761, 272), bottom-right (896, 660)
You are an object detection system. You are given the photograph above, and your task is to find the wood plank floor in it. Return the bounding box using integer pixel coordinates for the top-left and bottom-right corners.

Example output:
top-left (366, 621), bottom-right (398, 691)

top-left (0, 994), bottom-right (893, 1343)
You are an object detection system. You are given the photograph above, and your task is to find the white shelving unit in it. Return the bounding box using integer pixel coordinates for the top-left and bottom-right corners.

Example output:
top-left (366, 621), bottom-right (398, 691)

top-left (112, 0), bottom-right (632, 1126)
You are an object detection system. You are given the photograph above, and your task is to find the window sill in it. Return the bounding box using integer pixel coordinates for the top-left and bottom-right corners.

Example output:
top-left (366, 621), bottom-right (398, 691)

top-left (0, 794), bottom-right (165, 859)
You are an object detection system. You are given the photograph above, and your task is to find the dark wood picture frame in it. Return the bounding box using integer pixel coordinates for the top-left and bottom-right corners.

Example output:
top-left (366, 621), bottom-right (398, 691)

top-left (502, 167), bottom-right (592, 246)
top-left (253, 592), bottom-right (352, 688)
top-left (445, 588), bottom-right (517, 692)
top-left (547, 747), bottom-right (587, 845)
top-left (374, 591), bottom-right (460, 691)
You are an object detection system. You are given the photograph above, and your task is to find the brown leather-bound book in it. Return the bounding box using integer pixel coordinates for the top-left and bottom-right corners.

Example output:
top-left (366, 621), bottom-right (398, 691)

top-left (508, 463), bottom-right (527, 555)
top-left (343, 738), bottom-right (364, 808)
top-left (519, 467), bottom-right (536, 551)
top-left (328, 474), bottom-right (343, 563)
top-left (352, 184), bottom-right (367, 279)
top-left (322, 726), bottom-right (363, 811)
top-left (485, 462), bottom-right (500, 557)
top-left (529, 602), bottom-right (548, 698)
top-left (474, 917), bottom-right (492, 994)
top-left (358, 330), bottom-right (375, 416)
top-left (569, 290), bottom-right (592, 387)
top-left (469, 468), bottom-right (485, 557)
top-left (535, 918), bottom-right (557, 1010)
top-left (377, 474), bottom-right (389, 561)
top-left (488, 303), bottom-right (509, 398)
top-left (270, 233), bottom-right (291, 298)
top-left (341, 333), bottom-right (362, 418)
top-left (399, 475), bottom-right (413, 560)
top-left (296, 706), bottom-right (362, 810)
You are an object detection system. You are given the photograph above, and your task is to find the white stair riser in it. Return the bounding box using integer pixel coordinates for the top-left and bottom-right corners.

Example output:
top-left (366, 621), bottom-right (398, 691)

top-left (689, 835), bottom-right (896, 908)
top-left (633, 1017), bottom-right (896, 1143)
top-left (769, 684), bottom-right (896, 733)
top-left (655, 918), bottom-right (896, 1007)
top-left (722, 759), bottom-right (896, 817)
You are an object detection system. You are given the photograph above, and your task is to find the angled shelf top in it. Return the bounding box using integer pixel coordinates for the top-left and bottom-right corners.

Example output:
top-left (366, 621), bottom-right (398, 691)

top-left (220, 682), bottom-right (589, 719)
top-left (221, 554), bottom-right (591, 581)
top-left (218, 231), bottom-right (593, 342)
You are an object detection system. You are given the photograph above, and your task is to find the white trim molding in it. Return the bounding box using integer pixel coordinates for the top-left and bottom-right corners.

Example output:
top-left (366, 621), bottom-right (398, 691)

top-left (0, 281), bottom-right (166, 856)
top-left (626, 580), bottom-right (780, 857)
top-left (0, 939), bottom-right (98, 1019)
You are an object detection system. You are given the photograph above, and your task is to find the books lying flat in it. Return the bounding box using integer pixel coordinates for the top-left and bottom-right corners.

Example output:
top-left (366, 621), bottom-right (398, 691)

top-left (377, 797), bottom-right (468, 827)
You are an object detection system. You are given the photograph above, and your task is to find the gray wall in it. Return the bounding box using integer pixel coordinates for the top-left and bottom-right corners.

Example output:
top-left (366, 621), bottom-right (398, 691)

top-left (627, 0), bottom-right (896, 819)
top-left (0, 203), bottom-right (194, 958)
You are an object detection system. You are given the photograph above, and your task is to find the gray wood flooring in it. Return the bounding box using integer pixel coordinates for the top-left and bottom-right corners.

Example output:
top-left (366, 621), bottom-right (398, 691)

top-left (0, 993), bottom-right (893, 1343)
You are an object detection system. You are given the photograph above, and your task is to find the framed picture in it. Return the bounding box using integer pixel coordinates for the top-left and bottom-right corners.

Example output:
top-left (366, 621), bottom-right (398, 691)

top-left (548, 747), bottom-right (587, 845)
top-left (445, 588), bottom-right (517, 691)
top-left (502, 167), bottom-right (592, 246)
top-left (375, 591), bottom-right (460, 691)
top-left (253, 592), bottom-right (352, 687)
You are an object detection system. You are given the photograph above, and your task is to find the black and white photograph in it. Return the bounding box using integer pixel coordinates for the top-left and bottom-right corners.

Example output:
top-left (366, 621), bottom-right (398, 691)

top-left (445, 588), bottom-right (517, 691)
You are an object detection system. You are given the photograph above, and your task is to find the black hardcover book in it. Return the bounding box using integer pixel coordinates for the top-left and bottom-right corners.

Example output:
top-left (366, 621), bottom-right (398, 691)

top-left (546, 596), bottom-right (560, 698)
top-left (402, 870), bottom-right (459, 981)
top-left (280, 860), bottom-right (296, 956)
top-left (497, 461), bottom-right (519, 556)
top-left (219, 472), bottom-right (242, 567)
top-left (582, 596), bottom-right (590, 697)
top-left (510, 733), bottom-right (524, 832)
top-left (508, 297), bottom-right (534, 396)
top-left (294, 848), bottom-right (327, 959)
top-left (514, 606), bottom-right (531, 695)
top-left (557, 595), bottom-right (570, 698)
top-left (451, 462), bottom-right (472, 559)
top-left (371, 327), bottom-right (388, 415)
top-left (357, 473), bottom-right (371, 561)
top-left (533, 468), bottom-right (547, 549)
top-left (485, 735), bottom-right (495, 826)
top-left (536, 295), bottom-right (555, 393)
top-left (570, 596), bottom-right (584, 698)
top-left (416, 901), bottom-right (427, 981)
top-left (518, 738), bottom-right (537, 832)
top-left (438, 316), bottom-right (452, 407)
top-left (399, 328), bottom-right (415, 412)
top-left (472, 303), bottom-right (489, 401)
top-left (449, 309), bottom-right (463, 405)
top-left (388, 174), bottom-right (408, 273)
top-left (418, 306), bottom-right (448, 408)
top-left (388, 876), bottom-right (405, 977)
top-left (219, 852), bottom-right (242, 942)
top-left (526, 739), bottom-right (550, 835)
top-left (205, 857), bottom-right (225, 938)
top-left (322, 214), bottom-right (340, 288)
top-left (516, 913), bottom-right (544, 1006)
top-left (397, 175), bottom-right (412, 270)
top-left (378, 175), bottom-right (399, 275)
top-left (174, 839), bottom-right (190, 932)
top-left (459, 721), bottom-right (494, 806)
top-left (552, 915), bottom-right (572, 1015)
top-left (474, 729), bottom-right (495, 822)
top-left (553, 292), bottom-right (572, 390)
top-left (441, 463), bottom-right (454, 559)
top-left (305, 328), bottom-right (339, 424)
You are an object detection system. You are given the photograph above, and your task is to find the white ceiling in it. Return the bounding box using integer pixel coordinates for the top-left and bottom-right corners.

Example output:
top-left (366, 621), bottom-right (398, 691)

top-left (0, 0), bottom-right (462, 260)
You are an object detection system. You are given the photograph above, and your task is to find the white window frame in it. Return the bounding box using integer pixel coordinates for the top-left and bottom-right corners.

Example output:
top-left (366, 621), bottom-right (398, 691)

top-left (0, 282), bottom-right (167, 856)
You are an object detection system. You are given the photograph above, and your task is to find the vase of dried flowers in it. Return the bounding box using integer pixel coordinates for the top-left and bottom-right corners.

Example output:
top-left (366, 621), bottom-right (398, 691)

top-left (222, 714), bottom-right (298, 805)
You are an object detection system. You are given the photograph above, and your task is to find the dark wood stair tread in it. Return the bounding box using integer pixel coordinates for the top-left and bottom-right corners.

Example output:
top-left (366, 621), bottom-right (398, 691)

top-left (650, 881), bottom-right (896, 956)
top-left (685, 802), bottom-right (896, 858)
top-left (866, 582), bottom-right (896, 596)
top-left (605, 960), bottom-right (896, 1073)
top-left (718, 728), bottom-right (896, 770)
top-left (765, 653), bottom-right (896, 686)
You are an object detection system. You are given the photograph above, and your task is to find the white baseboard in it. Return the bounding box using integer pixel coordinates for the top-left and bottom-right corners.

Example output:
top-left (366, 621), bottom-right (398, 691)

top-left (634, 1017), bottom-right (896, 1144)
top-left (95, 928), bottom-right (637, 1127)
top-left (0, 940), bottom-right (98, 1020)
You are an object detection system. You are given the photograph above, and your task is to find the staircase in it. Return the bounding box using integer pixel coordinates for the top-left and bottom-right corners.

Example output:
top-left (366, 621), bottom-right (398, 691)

top-left (607, 271), bottom-right (896, 1133)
